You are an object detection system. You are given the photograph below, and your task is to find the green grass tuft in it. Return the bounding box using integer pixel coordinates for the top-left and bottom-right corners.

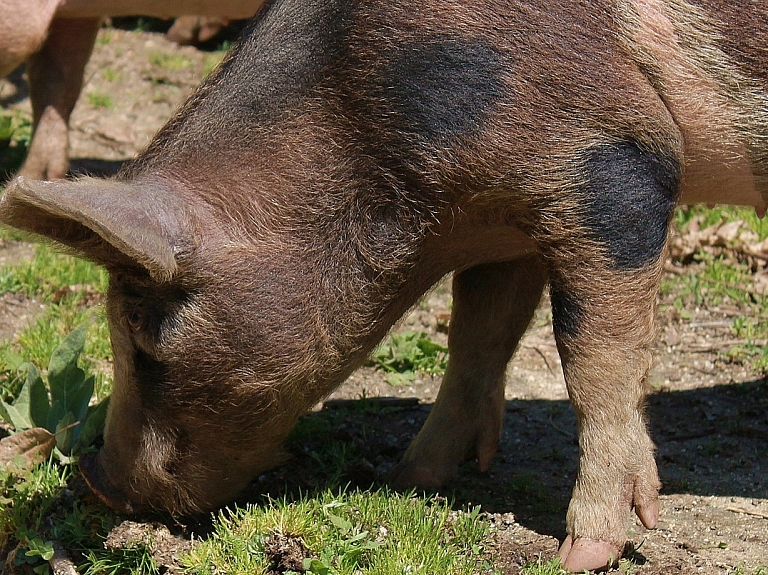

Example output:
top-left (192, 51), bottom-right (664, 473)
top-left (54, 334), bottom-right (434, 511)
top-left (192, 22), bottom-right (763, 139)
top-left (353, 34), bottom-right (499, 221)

top-left (184, 489), bottom-right (495, 575)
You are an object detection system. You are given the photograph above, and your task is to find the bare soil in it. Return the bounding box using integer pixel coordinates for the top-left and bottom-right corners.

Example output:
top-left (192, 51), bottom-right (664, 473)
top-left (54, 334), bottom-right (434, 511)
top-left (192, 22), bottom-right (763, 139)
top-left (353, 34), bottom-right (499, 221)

top-left (1, 25), bottom-right (766, 574)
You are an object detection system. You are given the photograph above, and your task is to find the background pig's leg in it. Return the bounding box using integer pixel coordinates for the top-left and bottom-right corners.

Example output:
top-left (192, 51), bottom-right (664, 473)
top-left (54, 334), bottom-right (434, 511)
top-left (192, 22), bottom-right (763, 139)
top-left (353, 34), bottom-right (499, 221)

top-left (22, 18), bottom-right (100, 180)
top-left (549, 141), bottom-right (680, 571)
top-left (0, 0), bottom-right (58, 78)
top-left (392, 256), bottom-right (547, 487)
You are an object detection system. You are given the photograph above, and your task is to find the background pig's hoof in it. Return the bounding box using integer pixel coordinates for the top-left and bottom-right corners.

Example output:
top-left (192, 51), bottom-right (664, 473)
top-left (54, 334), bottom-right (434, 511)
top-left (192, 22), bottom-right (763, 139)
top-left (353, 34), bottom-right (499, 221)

top-left (80, 452), bottom-right (134, 514)
top-left (389, 459), bottom-right (454, 489)
top-left (558, 535), bottom-right (621, 572)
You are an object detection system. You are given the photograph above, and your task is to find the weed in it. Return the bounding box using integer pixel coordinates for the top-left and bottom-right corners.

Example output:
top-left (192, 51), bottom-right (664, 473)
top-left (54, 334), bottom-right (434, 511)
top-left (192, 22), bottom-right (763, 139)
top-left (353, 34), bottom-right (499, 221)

top-left (0, 106), bottom-right (32, 177)
top-left (86, 92), bottom-right (113, 109)
top-left (0, 325), bottom-right (110, 461)
top-left (0, 458), bottom-right (71, 574)
top-left (0, 244), bottom-right (110, 398)
top-left (85, 543), bottom-right (159, 575)
top-left (371, 331), bottom-right (448, 386)
top-left (102, 68), bottom-right (123, 83)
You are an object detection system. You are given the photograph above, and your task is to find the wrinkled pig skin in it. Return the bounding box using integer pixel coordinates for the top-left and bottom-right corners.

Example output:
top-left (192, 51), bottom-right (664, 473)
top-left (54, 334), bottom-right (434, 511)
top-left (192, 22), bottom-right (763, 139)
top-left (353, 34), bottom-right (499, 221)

top-left (1, 0), bottom-right (767, 572)
top-left (0, 0), bottom-right (265, 181)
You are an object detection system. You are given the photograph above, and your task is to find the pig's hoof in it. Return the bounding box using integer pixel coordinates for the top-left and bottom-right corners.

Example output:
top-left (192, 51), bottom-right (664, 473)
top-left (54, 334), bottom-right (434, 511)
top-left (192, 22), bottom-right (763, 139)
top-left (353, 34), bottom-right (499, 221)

top-left (80, 452), bottom-right (135, 514)
top-left (558, 535), bottom-right (621, 572)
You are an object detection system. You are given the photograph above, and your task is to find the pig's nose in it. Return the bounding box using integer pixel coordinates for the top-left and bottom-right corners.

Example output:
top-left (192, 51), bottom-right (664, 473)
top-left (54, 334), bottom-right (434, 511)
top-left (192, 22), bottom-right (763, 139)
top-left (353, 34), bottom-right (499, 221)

top-left (80, 451), bottom-right (135, 514)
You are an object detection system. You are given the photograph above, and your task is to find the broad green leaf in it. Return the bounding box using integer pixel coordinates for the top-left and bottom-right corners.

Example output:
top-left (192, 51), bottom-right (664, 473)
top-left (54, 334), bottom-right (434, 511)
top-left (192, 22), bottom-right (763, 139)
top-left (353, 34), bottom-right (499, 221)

top-left (54, 412), bottom-right (77, 455)
top-left (0, 427), bottom-right (56, 470)
top-left (2, 349), bottom-right (25, 371)
top-left (24, 363), bottom-right (50, 428)
top-left (329, 513), bottom-right (352, 535)
top-left (25, 539), bottom-right (55, 561)
top-left (303, 558), bottom-right (330, 575)
top-left (69, 375), bottom-right (94, 424)
top-left (48, 324), bottom-right (87, 404)
top-left (1, 399), bottom-right (32, 431)
top-left (0, 400), bottom-right (11, 424)
top-left (73, 396), bottom-right (110, 454)
top-left (45, 401), bottom-right (66, 434)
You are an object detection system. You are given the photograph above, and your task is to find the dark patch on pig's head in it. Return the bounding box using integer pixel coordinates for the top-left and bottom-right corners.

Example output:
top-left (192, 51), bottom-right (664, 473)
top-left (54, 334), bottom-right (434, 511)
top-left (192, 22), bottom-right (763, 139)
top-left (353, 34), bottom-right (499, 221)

top-left (550, 287), bottom-right (584, 339)
top-left (375, 38), bottom-right (506, 145)
top-left (580, 140), bottom-right (680, 271)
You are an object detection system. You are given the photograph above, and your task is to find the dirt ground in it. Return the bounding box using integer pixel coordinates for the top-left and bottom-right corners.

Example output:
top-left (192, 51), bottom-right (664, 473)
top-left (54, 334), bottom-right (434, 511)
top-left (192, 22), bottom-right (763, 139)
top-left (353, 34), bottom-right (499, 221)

top-left (1, 24), bottom-right (767, 574)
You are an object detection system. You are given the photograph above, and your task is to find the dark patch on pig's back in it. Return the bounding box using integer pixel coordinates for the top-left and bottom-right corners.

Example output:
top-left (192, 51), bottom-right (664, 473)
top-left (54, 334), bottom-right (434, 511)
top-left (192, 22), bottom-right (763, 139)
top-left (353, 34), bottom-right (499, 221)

top-left (219, 0), bottom-right (353, 120)
top-left (550, 287), bottom-right (584, 339)
top-left (130, 0), bottom-right (354, 165)
top-left (581, 140), bottom-right (680, 271)
top-left (371, 38), bottom-right (506, 145)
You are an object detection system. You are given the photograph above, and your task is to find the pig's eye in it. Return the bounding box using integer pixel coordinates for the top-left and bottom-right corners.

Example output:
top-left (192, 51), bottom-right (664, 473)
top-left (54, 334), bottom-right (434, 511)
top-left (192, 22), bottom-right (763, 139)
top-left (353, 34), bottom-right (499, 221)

top-left (127, 309), bottom-right (148, 332)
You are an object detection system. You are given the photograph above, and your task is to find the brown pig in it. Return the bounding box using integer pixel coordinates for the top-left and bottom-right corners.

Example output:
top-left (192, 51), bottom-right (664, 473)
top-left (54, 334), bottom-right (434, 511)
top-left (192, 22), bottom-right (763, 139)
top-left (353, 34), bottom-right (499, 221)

top-left (1, 0), bottom-right (767, 571)
top-left (0, 0), bottom-right (265, 181)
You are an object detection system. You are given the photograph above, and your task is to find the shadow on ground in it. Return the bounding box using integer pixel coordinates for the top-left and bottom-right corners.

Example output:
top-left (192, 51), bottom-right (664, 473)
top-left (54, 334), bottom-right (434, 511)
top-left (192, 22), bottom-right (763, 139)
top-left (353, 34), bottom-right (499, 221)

top-left (237, 377), bottom-right (767, 544)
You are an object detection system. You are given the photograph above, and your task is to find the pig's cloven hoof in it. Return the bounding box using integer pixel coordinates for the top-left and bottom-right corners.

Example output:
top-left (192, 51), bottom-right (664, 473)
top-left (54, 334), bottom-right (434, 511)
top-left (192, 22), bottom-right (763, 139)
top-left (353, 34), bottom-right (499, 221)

top-left (80, 452), bottom-right (135, 514)
top-left (558, 535), bottom-right (621, 572)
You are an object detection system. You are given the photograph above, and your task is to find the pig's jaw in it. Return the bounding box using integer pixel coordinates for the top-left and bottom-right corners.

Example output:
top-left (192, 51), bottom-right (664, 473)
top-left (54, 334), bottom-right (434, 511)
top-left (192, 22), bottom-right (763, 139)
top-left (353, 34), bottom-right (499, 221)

top-left (80, 451), bottom-right (136, 515)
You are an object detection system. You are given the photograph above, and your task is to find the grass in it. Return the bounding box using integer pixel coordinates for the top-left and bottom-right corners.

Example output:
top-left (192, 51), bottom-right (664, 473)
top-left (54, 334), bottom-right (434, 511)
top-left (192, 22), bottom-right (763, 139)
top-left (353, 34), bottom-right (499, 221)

top-left (0, 239), bottom-right (111, 402)
top-left (102, 69), bottom-right (123, 83)
top-left (185, 490), bottom-right (495, 575)
top-left (674, 204), bottom-right (768, 241)
top-left (147, 51), bottom-right (194, 70)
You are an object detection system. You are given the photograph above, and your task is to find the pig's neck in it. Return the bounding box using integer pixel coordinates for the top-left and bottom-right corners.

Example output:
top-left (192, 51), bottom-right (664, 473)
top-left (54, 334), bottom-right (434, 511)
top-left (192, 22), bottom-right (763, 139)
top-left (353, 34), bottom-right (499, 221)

top-left (298, 207), bottom-right (539, 406)
top-left (296, 231), bottom-right (439, 402)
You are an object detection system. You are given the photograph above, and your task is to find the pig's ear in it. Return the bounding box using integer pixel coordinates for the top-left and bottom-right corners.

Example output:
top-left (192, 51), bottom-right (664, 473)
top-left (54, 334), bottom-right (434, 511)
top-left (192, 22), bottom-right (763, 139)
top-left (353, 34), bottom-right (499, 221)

top-left (0, 176), bottom-right (185, 282)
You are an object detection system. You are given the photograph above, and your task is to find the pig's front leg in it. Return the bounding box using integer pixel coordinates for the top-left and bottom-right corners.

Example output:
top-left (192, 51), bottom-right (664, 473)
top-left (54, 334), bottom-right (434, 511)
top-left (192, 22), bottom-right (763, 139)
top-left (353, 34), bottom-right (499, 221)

top-left (22, 18), bottom-right (100, 180)
top-left (548, 141), bottom-right (679, 571)
top-left (392, 256), bottom-right (547, 486)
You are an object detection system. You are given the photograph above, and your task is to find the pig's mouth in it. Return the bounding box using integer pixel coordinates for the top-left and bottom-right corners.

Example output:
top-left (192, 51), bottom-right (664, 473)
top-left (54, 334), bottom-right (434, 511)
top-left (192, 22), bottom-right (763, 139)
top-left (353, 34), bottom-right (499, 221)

top-left (80, 452), bottom-right (136, 515)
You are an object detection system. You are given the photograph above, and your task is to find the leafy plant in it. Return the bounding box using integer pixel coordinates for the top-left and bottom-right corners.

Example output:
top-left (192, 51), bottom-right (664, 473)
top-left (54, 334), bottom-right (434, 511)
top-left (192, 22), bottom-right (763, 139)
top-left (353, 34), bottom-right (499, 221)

top-left (0, 324), bottom-right (109, 463)
top-left (0, 106), bottom-right (32, 177)
top-left (371, 331), bottom-right (448, 386)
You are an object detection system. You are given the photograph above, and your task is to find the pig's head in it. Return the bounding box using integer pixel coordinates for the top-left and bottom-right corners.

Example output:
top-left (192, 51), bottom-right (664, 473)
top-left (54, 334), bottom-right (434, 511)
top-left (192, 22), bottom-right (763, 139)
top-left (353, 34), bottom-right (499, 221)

top-left (0, 176), bottom-right (325, 514)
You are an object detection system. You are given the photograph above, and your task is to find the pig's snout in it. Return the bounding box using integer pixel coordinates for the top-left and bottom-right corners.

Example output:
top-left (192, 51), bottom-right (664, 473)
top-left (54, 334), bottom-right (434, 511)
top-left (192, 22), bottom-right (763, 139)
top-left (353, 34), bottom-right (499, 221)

top-left (80, 451), bottom-right (136, 515)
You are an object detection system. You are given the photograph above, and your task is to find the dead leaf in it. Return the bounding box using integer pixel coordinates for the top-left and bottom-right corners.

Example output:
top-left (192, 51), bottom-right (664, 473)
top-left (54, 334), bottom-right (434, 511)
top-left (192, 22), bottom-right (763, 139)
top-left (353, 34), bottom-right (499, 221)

top-left (0, 427), bottom-right (56, 470)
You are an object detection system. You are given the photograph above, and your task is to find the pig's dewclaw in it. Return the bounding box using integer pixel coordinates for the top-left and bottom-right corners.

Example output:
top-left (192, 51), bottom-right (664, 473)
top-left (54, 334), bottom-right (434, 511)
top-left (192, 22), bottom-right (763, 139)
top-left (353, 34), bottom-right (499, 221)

top-left (560, 468), bottom-right (660, 572)
top-left (558, 535), bottom-right (621, 572)
top-left (635, 492), bottom-right (660, 529)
